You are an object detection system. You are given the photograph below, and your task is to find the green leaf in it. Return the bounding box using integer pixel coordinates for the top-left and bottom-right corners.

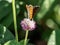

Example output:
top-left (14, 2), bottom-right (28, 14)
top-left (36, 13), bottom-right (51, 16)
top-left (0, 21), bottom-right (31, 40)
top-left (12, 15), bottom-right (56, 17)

top-left (54, 5), bottom-right (60, 25)
top-left (0, 1), bottom-right (11, 20)
top-left (0, 1), bottom-right (20, 27)
top-left (0, 24), bottom-right (14, 44)
top-left (56, 29), bottom-right (60, 45)
top-left (47, 30), bottom-right (55, 45)
top-left (46, 19), bottom-right (58, 29)
top-left (4, 39), bottom-right (29, 45)
top-left (4, 40), bottom-right (19, 45)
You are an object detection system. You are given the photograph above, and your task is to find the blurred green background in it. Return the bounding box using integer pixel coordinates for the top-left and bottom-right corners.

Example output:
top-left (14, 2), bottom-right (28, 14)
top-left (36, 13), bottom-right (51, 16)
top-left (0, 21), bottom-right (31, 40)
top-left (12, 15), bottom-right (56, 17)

top-left (0, 0), bottom-right (60, 45)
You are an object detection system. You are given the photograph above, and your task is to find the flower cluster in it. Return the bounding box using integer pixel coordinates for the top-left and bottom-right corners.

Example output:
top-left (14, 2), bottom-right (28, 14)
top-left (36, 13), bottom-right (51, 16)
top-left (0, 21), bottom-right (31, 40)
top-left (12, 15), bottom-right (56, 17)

top-left (20, 18), bottom-right (36, 31)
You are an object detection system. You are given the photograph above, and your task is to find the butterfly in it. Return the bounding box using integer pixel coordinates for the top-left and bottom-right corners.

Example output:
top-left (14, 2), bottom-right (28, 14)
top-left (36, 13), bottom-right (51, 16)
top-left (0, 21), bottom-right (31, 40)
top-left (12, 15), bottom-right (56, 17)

top-left (26, 5), bottom-right (39, 20)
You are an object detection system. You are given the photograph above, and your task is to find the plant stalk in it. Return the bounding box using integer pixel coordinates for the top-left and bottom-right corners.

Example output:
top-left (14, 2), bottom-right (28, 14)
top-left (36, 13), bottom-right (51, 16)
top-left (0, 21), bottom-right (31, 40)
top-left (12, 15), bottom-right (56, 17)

top-left (12, 0), bottom-right (18, 42)
top-left (24, 30), bottom-right (29, 45)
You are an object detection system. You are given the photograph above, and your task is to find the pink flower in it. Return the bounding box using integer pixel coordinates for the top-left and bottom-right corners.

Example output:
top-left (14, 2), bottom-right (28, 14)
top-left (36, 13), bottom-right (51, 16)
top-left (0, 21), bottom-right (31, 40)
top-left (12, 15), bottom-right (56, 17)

top-left (20, 18), bottom-right (36, 31)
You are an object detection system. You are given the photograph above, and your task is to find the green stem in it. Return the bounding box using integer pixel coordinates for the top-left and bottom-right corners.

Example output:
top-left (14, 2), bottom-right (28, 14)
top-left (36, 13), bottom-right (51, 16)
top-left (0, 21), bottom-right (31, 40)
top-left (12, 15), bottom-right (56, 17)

top-left (24, 30), bottom-right (29, 45)
top-left (12, 0), bottom-right (18, 42)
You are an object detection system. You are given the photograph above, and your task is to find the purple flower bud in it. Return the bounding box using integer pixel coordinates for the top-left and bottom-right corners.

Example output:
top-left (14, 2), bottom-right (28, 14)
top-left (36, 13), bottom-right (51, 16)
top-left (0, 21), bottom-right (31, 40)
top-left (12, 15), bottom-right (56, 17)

top-left (20, 18), bottom-right (36, 31)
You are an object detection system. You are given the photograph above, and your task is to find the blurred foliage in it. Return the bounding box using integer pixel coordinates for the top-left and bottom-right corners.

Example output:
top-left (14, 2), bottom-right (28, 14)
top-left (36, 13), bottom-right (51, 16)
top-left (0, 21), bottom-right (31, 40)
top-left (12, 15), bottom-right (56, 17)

top-left (56, 29), bottom-right (60, 45)
top-left (0, 24), bottom-right (14, 45)
top-left (4, 39), bottom-right (29, 45)
top-left (47, 30), bottom-right (55, 45)
top-left (0, 0), bottom-right (60, 45)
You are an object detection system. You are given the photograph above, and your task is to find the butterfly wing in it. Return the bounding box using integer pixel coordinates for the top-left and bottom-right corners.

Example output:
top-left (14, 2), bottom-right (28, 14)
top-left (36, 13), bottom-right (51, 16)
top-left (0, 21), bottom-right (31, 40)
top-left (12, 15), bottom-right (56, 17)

top-left (26, 5), bottom-right (39, 19)
top-left (26, 5), bottom-right (33, 20)
top-left (29, 5), bottom-right (33, 20)
top-left (33, 6), bottom-right (40, 16)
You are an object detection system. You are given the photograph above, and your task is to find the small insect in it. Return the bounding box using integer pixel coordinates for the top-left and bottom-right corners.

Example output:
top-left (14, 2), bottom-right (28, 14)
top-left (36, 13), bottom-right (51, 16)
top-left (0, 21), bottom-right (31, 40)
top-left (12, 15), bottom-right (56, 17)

top-left (26, 5), bottom-right (39, 20)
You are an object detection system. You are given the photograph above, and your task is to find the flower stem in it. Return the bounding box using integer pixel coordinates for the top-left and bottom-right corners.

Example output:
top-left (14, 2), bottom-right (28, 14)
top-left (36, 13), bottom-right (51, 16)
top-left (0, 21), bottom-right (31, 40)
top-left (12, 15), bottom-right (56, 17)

top-left (12, 0), bottom-right (18, 42)
top-left (24, 30), bottom-right (29, 45)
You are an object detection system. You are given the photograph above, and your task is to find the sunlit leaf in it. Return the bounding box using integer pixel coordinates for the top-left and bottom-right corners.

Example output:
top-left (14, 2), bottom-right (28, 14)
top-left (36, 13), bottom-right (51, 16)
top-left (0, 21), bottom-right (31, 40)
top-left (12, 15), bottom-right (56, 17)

top-left (54, 5), bottom-right (60, 25)
top-left (46, 19), bottom-right (58, 29)
top-left (47, 30), bottom-right (55, 45)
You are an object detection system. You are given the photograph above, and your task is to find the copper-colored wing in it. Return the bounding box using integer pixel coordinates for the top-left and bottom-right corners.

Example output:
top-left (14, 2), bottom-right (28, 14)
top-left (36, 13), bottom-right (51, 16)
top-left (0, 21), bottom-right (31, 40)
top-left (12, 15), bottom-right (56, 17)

top-left (26, 5), bottom-right (39, 19)
top-left (26, 5), bottom-right (33, 20)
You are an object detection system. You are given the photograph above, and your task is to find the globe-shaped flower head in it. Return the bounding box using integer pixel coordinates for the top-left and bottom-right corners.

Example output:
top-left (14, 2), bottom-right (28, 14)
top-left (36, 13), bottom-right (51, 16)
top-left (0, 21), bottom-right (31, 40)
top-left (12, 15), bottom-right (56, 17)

top-left (20, 18), bottom-right (36, 31)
